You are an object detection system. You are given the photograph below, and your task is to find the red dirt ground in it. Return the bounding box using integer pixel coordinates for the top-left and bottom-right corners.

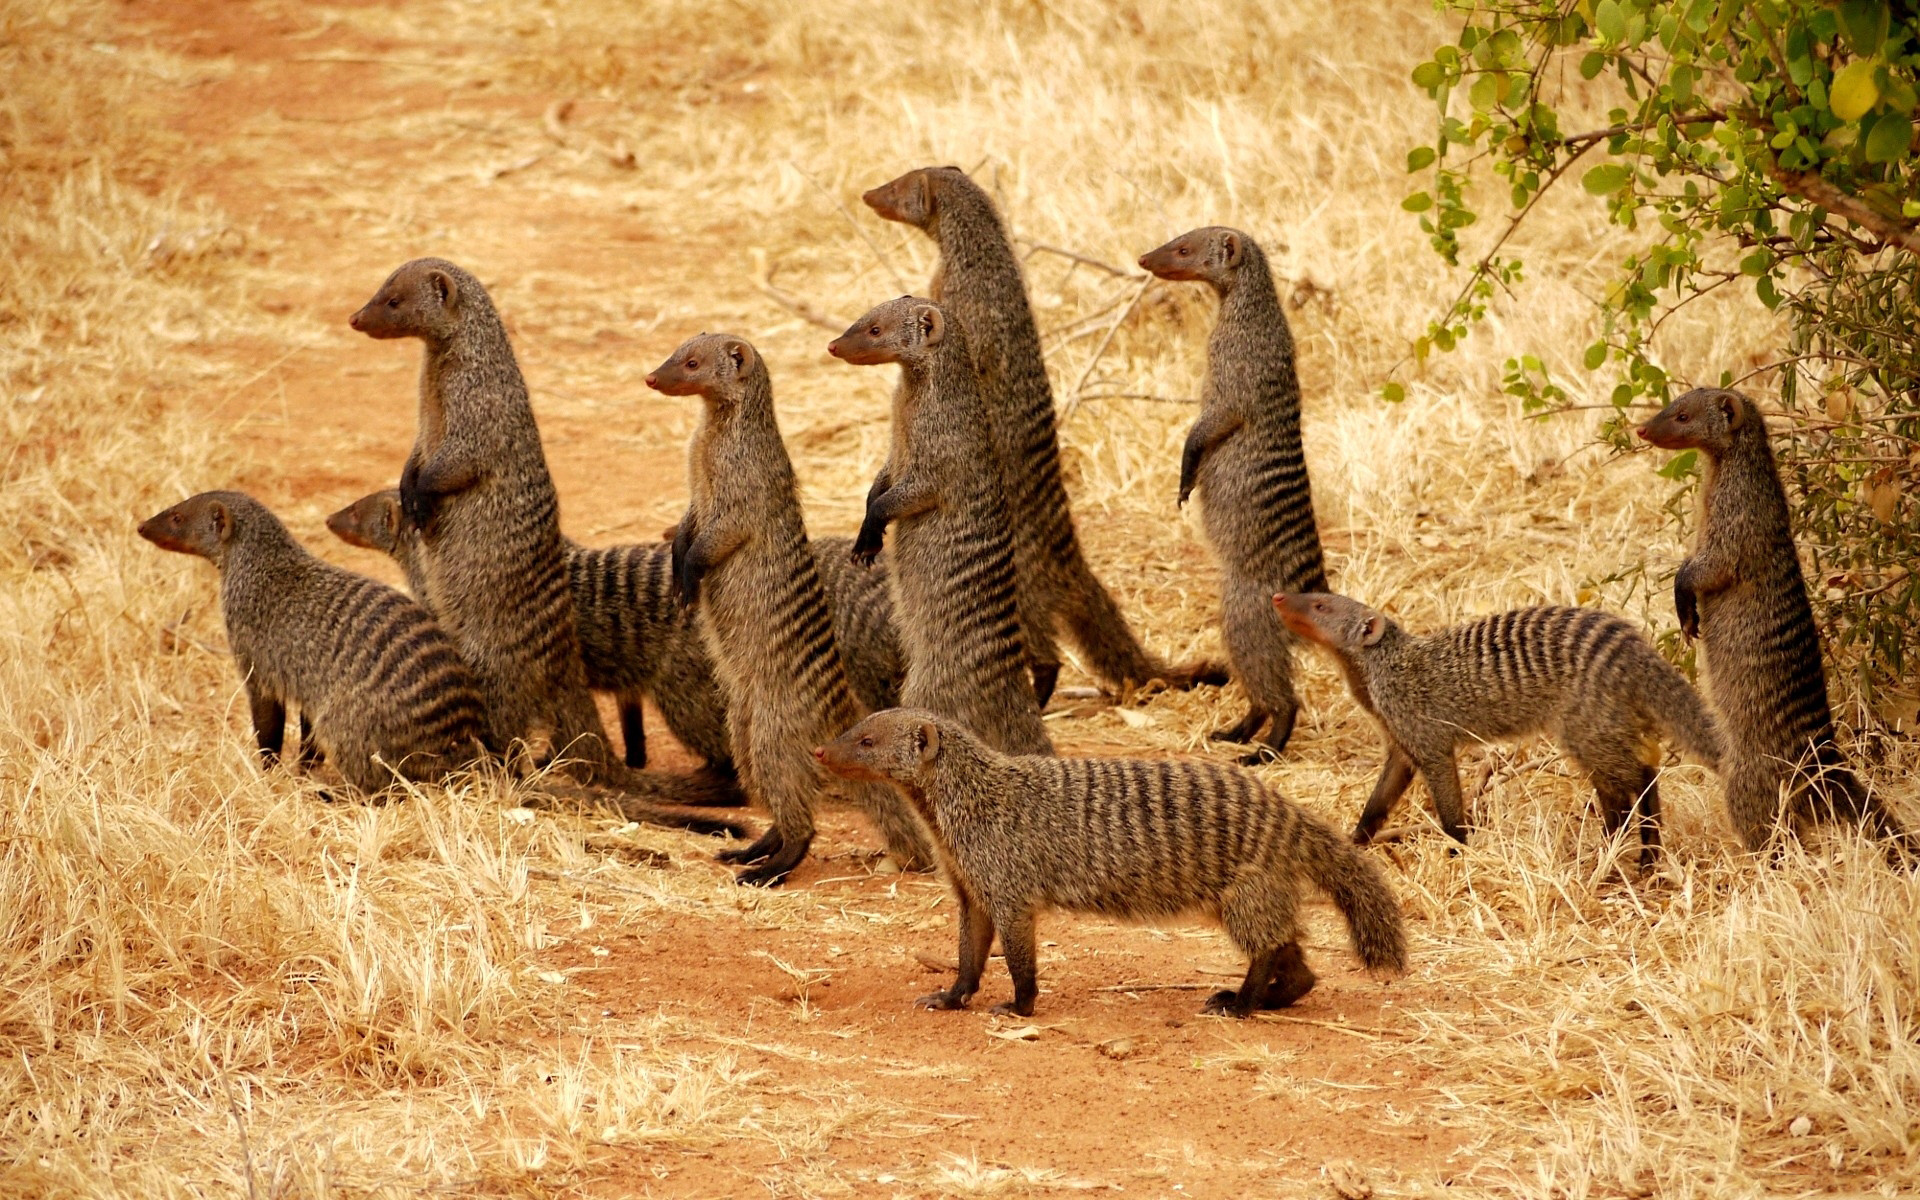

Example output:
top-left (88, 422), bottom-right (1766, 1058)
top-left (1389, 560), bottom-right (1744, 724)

top-left (126, 3), bottom-right (1477, 1194)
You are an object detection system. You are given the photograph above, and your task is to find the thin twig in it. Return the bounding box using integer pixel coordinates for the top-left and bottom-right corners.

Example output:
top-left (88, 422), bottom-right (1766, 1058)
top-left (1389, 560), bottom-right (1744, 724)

top-left (758, 282), bottom-right (844, 331)
top-left (1058, 277), bottom-right (1152, 430)
top-left (793, 163), bottom-right (910, 294)
top-left (1018, 239), bottom-right (1143, 278)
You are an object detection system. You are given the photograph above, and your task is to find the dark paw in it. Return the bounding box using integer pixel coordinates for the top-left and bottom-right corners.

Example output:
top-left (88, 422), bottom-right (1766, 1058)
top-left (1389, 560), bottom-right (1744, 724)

top-left (733, 860), bottom-right (795, 887)
top-left (689, 818), bottom-right (749, 839)
top-left (1208, 727), bottom-right (1253, 745)
top-left (915, 990), bottom-right (969, 1011)
top-left (1263, 952), bottom-right (1318, 1009)
top-left (988, 999), bottom-right (1035, 1017)
top-left (1238, 747), bottom-right (1280, 767)
top-left (1201, 989), bottom-right (1251, 1017)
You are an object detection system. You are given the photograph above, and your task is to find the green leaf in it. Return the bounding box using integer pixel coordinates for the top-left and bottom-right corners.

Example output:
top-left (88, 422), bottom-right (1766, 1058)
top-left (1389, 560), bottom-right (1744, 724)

top-left (1583, 342), bottom-right (1608, 370)
top-left (1582, 163), bottom-right (1633, 195)
top-left (1740, 247), bottom-right (1773, 276)
top-left (1402, 191), bottom-right (1434, 212)
top-left (1840, 0), bottom-right (1890, 56)
top-left (1407, 146), bottom-right (1436, 172)
top-left (1595, 0), bottom-right (1626, 44)
top-left (1830, 60), bottom-right (1881, 122)
top-left (1411, 61), bottom-right (1444, 89)
top-left (1865, 113), bottom-right (1912, 162)
top-left (1469, 73), bottom-right (1500, 111)
top-left (1580, 50), bottom-right (1606, 80)
top-left (1381, 381), bottom-right (1406, 403)
top-left (1655, 449), bottom-right (1700, 479)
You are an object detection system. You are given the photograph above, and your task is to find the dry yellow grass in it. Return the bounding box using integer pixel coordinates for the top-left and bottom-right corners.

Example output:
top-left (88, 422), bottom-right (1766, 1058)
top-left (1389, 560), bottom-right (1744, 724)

top-left (4, 0), bottom-right (1917, 1196)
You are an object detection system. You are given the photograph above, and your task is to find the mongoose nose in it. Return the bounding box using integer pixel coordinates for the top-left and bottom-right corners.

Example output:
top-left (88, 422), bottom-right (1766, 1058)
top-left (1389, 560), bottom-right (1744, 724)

top-left (1634, 424), bottom-right (1651, 441)
top-left (348, 310), bottom-right (365, 331)
top-left (812, 746), bottom-right (826, 760)
top-left (826, 340), bottom-right (843, 359)
top-left (643, 372), bottom-right (659, 390)
top-left (1137, 254), bottom-right (1150, 269)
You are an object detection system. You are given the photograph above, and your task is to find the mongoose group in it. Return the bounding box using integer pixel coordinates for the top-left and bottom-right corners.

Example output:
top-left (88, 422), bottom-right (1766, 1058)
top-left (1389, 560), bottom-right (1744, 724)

top-left (140, 164), bottom-right (1908, 1019)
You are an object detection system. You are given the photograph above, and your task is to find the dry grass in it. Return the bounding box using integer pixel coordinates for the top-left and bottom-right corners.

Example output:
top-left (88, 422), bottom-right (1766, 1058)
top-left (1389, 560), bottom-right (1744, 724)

top-left (4, 0), bottom-right (1917, 1195)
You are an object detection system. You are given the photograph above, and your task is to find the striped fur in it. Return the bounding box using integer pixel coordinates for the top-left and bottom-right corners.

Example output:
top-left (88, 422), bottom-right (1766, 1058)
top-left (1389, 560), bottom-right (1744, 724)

top-left (830, 296), bottom-right (1053, 757)
top-left (1141, 227), bottom-right (1328, 761)
top-left (1640, 388), bottom-right (1909, 853)
top-left (329, 492), bottom-right (904, 772)
top-left (141, 491), bottom-right (489, 795)
top-left (351, 258), bottom-right (611, 775)
top-left (1279, 594), bottom-right (1724, 868)
top-left (820, 709), bottom-right (1406, 1018)
top-left (650, 333), bottom-right (935, 885)
top-left (864, 166), bottom-right (1227, 699)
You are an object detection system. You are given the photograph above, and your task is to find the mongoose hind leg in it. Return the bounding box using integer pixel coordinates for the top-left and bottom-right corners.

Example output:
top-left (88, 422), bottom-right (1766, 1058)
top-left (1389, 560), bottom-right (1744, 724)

top-left (1208, 703), bottom-right (1270, 746)
top-left (1260, 941), bottom-right (1318, 1009)
top-left (918, 886), bottom-right (994, 1011)
top-left (295, 712), bottom-right (323, 772)
top-left (1354, 745), bottom-right (1417, 844)
top-left (1564, 725), bottom-right (1665, 872)
top-left (618, 695), bottom-right (647, 768)
top-left (1413, 750), bottom-right (1471, 846)
top-left (987, 902), bottom-right (1040, 1017)
top-left (1204, 943), bottom-right (1284, 1018)
top-left (846, 778), bottom-right (937, 871)
top-left (1029, 660), bottom-right (1061, 709)
top-left (1220, 579), bottom-right (1303, 761)
top-left (724, 721), bottom-right (820, 886)
top-left (247, 683), bottom-right (288, 769)
top-left (1240, 704), bottom-right (1297, 766)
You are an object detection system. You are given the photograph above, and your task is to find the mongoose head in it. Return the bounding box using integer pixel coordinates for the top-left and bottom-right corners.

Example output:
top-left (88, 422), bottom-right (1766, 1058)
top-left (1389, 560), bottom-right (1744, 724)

top-left (1637, 387), bottom-right (1753, 455)
top-left (816, 708), bottom-right (945, 791)
top-left (139, 490), bottom-right (258, 567)
top-left (861, 165), bottom-right (968, 231)
top-left (325, 490), bottom-right (404, 555)
top-left (1138, 226), bottom-right (1252, 289)
top-left (1273, 592), bottom-right (1395, 653)
top-left (644, 333), bottom-right (762, 407)
top-left (349, 258), bottom-right (475, 343)
top-left (827, 296), bottom-right (947, 367)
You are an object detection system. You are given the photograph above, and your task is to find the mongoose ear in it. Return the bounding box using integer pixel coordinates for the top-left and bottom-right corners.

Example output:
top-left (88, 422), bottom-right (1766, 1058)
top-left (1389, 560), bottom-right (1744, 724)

top-left (915, 719), bottom-right (941, 766)
top-left (1361, 614), bottom-right (1387, 646)
top-left (1220, 231), bottom-right (1244, 269)
top-left (917, 305), bottom-right (946, 346)
top-left (1716, 391), bottom-right (1742, 427)
top-left (427, 269), bottom-right (458, 311)
top-left (209, 499), bottom-right (234, 543)
top-left (724, 338), bottom-right (756, 374)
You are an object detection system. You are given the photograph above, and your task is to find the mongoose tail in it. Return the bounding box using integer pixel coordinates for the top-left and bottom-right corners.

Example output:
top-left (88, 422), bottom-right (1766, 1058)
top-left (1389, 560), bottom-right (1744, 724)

top-left (819, 708), bottom-right (1407, 1018)
top-left (865, 167), bottom-right (1220, 700)
top-left (1139, 227), bottom-right (1327, 761)
top-left (1638, 389), bottom-right (1913, 860)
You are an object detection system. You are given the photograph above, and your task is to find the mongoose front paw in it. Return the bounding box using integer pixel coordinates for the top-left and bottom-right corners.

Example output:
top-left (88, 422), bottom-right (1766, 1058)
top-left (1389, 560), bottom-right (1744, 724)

top-left (850, 524), bottom-right (884, 566)
top-left (732, 861), bottom-right (796, 887)
top-left (989, 999), bottom-right (1035, 1017)
top-left (914, 990), bottom-right (970, 1011)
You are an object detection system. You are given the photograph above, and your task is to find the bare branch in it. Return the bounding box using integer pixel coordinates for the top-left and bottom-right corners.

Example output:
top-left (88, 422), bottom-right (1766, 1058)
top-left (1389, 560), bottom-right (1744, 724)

top-left (1770, 169), bottom-right (1920, 258)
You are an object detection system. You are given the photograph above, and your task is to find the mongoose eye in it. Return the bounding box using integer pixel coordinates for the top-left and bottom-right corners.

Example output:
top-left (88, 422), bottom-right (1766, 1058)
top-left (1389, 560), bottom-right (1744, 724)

top-left (685, 358), bottom-right (699, 370)
top-left (1677, 413), bottom-right (1690, 423)
top-left (386, 297), bottom-right (399, 309)
top-left (859, 736), bottom-right (874, 747)
top-left (868, 325), bottom-right (881, 336)
top-left (1177, 245), bottom-right (1191, 256)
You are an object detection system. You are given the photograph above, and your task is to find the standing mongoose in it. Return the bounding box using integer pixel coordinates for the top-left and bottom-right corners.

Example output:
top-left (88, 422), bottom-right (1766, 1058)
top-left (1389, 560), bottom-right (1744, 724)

top-left (349, 258), bottom-right (613, 777)
top-left (330, 492), bottom-right (904, 769)
top-left (1638, 387), bottom-right (1909, 852)
top-left (828, 296), bottom-right (1054, 757)
top-left (817, 708), bottom-right (1407, 1017)
top-left (1140, 227), bottom-right (1328, 762)
top-left (139, 491), bottom-right (744, 838)
top-left (1276, 593), bottom-right (1724, 867)
top-left (647, 332), bottom-right (937, 885)
top-left (864, 166), bottom-right (1228, 702)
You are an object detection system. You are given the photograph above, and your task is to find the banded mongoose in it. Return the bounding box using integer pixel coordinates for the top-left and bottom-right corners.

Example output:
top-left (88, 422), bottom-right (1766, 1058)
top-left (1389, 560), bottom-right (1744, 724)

top-left (817, 709), bottom-right (1407, 1018)
top-left (1639, 387), bottom-right (1910, 852)
top-left (647, 332), bottom-right (937, 885)
top-left (139, 493), bottom-right (743, 836)
top-left (864, 166), bottom-right (1228, 701)
top-left (349, 258), bottom-right (615, 778)
top-left (329, 493), bottom-right (902, 770)
top-left (140, 491), bottom-right (490, 796)
top-left (828, 296), bottom-right (1054, 757)
top-left (1275, 593), bottom-right (1724, 867)
top-left (1140, 227), bottom-right (1328, 762)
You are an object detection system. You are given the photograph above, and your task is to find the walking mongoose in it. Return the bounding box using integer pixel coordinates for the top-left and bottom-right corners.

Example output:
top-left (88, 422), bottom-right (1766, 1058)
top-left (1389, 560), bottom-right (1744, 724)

top-left (828, 296), bottom-right (1054, 757)
top-left (330, 492), bottom-right (903, 769)
top-left (1140, 227), bottom-right (1328, 762)
top-left (349, 258), bottom-right (615, 778)
top-left (647, 332), bottom-right (937, 885)
top-left (1275, 593), bottom-right (1724, 868)
top-left (1638, 387), bottom-right (1910, 852)
top-left (138, 492), bottom-right (739, 839)
top-left (817, 708), bottom-right (1407, 1017)
top-left (864, 166), bottom-right (1228, 702)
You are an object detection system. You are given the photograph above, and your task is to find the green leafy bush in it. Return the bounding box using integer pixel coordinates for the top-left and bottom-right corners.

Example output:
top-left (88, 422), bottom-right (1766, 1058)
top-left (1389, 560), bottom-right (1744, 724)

top-left (1400, 0), bottom-right (1920, 730)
